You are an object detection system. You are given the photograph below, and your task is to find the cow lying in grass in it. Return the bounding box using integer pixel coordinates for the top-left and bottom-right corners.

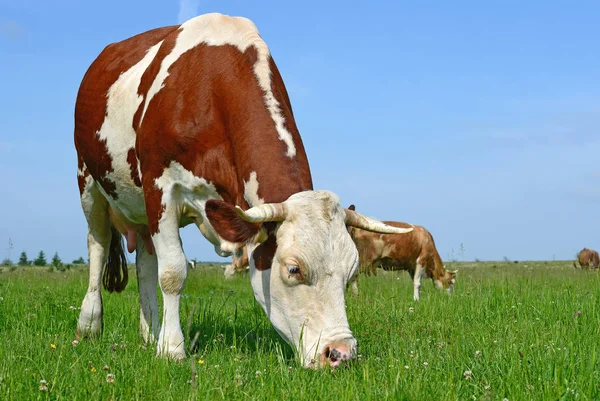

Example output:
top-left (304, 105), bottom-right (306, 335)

top-left (574, 248), bottom-right (599, 269)
top-left (346, 205), bottom-right (456, 301)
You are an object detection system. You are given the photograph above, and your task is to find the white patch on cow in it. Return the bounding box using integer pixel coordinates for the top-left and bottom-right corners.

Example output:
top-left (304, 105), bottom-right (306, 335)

top-left (139, 13), bottom-right (296, 157)
top-left (251, 45), bottom-right (297, 158)
top-left (153, 161), bottom-right (237, 255)
top-left (95, 40), bottom-right (164, 224)
top-left (77, 162), bottom-right (88, 178)
top-left (372, 237), bottom-right (396, 259)
top-left (244, 171), bottom-right (264, 206)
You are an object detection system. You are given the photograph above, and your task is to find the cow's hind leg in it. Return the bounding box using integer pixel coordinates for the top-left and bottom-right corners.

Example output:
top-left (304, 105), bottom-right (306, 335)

top-left (76, 180), bottom-right (111, 339)
top-left (151, 212), bottom-right (188, 360)
top-left (136, 240), bottom-right (159, 343)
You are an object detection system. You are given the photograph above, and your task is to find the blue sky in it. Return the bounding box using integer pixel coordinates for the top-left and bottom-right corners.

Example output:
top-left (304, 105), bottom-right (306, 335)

top-left (1, 0), bottom-right (599, 263)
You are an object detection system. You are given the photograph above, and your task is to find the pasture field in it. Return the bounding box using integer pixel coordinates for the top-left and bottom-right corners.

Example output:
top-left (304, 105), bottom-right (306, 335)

top-left (1, 260), bottom-right (599, 400)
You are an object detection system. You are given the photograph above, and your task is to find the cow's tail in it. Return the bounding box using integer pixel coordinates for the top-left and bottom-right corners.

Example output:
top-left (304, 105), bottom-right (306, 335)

top-left (103, 225), bottom-right (129, 293)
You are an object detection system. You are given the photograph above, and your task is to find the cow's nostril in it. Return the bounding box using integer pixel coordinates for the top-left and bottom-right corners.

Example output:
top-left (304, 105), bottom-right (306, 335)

top-left (328, 348), bottom-right (342, 362)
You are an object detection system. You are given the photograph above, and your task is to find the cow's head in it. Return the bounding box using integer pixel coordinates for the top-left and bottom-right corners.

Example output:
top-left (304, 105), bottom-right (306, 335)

top-left (439, 266), bottom-right (458, 294)
top-left (205, 190), bottom-right (412, 368)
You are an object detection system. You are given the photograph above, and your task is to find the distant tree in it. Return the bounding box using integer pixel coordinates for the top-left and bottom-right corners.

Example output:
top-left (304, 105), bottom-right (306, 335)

top-left (51, 252), bottom-right (63, 268)
top-left (1, 258), bottom-right (12, 266)
top-left (34, 251), bottom-right (47, 266)
top-left (72, 256), bottom-right (86, 264)
top-left (18, 251), bottom-right (29, 266)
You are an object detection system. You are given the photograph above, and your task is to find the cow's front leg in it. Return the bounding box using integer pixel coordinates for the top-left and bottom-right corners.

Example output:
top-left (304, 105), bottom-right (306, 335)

top-left (152, 215), bottom-right (188, 360)
top-left (413, 263), bottom-right (425, 302)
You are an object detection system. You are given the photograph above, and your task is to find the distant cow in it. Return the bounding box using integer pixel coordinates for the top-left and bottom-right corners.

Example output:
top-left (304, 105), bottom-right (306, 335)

top-left (574, 248), bottom-right (599, 269)
top-left (223, 247), bottom-right (249, 279)
top-left (73, 13), bottom-right (412, 367)
top-left (347, 205), bottom-right (457, 301)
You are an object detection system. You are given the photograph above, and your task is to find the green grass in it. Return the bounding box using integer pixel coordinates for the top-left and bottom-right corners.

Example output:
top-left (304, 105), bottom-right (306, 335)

top-left (1, 261), bottom-right (599, 400)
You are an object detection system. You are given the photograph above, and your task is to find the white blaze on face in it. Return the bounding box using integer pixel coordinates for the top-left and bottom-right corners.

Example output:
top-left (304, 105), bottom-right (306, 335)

top-left (248, 190), bottom-right (358, 367)
top-left (139, 13), bottom-right (296, 157)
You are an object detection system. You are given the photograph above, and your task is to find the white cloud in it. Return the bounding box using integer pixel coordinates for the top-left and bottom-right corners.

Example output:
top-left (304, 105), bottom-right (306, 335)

top-left (177, 0), bottom-right (201, 24)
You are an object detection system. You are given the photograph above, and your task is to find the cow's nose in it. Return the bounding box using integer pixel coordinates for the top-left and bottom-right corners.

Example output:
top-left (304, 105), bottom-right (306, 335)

top-left (323, 344), bottom-right (354, 368)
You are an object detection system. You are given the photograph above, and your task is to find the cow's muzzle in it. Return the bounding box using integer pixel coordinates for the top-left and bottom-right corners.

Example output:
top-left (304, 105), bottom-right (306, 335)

top-left (319, 342), bottom-right (356, 368)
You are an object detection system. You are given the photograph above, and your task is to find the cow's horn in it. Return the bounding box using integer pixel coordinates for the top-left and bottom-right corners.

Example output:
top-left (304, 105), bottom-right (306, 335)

top-left (344, 209), bottom-right (413, 234)
top-left (235, 203), bottom-right (287, 223)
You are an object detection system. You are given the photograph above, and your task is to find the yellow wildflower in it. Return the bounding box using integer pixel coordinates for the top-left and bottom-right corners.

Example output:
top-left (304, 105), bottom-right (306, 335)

top-left (50, 344), bottom-right (56, 349)
top-left (198, 359), bottom-right (205, 365)
top-left (91, 367), bottom-right (97, 373)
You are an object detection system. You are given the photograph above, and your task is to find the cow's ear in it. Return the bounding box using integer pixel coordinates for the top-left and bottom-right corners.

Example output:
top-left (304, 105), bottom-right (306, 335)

top-left (205, 200), bottom-right (260, 243)
top-left (346, 205), bottom-right (356, 234)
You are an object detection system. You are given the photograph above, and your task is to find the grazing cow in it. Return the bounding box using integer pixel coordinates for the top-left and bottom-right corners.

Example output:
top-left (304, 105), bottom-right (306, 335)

top-left (74, 13), bottom-right (412, 368)
top-left (223, 246), bottom-right (249, 279)
top-left (573, 248), bottom-right (600, 269)
top-left (346, 205), bottom-right (456, 301)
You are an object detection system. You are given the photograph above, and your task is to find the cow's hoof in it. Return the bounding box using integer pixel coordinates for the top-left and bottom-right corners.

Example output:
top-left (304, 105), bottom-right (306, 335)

top-left (76, 293), bottom-right (103, 339)
top-left (156, 342), bottom-right (186, 361)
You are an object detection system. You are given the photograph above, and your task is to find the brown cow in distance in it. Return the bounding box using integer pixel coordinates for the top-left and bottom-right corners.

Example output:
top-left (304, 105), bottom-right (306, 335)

top-left (573, 248), bottom-right (600, 269)
top-left (347, 205), bottom-right (457, 301)
top-left (223, 246), bottom-right (250, 279)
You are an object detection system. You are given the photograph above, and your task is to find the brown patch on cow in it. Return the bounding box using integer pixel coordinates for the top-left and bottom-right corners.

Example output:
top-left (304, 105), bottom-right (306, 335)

top-left (349, 213), bottom-right (451, 287)
top-left (75, 25), bottom-right (178, 200)
top-left (159, 269), bottom-right (185, 294)
top-left (136, 42), bottom-right (313, 234)
top-left (126, 148), bottom-right (142, 187)
top-left (205, 199), bottom-right (260, 243)
top-left (575, 248), bottom-right (600, 269)
top-left (252, 224), bottom-right (278, 271)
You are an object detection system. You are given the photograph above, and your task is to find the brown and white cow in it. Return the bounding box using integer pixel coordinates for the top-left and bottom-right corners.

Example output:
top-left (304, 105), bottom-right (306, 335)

top-left (74, 13), bottom-right (412, 368)
top-left (346, 205), bottom-right (456, 301)
top-left (223, 246), bottom-right (249, 279)
top-left (573, 248), bottom-right (600, 269)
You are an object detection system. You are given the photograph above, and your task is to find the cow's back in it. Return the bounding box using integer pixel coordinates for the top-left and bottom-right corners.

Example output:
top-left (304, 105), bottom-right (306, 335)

top-left (352, 223), bottom-right (425, 271)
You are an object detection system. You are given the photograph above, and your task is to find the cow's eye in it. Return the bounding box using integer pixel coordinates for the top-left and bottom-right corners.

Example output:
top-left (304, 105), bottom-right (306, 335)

top-left (287, 265), bottom-right (300, 275)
